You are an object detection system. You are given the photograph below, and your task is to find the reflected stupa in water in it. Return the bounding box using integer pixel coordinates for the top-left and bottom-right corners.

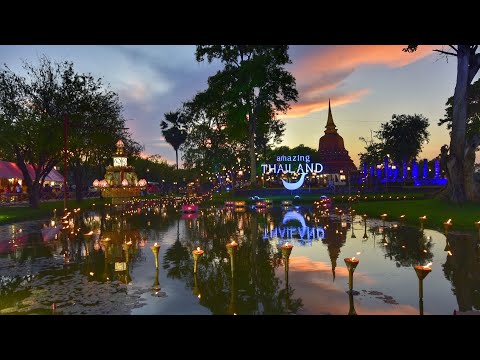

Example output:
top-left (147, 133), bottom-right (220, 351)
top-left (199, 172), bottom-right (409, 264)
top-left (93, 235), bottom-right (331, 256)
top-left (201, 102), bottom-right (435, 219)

top-left (93, 139), bottom-right (147, 204)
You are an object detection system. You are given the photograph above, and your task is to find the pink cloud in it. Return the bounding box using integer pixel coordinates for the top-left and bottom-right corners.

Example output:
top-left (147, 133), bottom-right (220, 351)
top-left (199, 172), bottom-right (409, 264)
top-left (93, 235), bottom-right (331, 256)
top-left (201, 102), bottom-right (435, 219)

top-left (282, 256), bottom-right (421, 315)
top-left (292, 45), bottom-right (436, 80)
top-left (283, 89), bottom-right (369, 118)
top-left (284, 45), bottom-right (437, 119)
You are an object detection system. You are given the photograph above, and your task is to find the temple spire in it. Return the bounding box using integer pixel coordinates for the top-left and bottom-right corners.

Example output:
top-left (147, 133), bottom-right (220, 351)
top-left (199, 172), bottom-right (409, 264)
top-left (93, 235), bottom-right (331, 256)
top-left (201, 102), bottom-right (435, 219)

top-left (325, 99), bottom-right (337, 134)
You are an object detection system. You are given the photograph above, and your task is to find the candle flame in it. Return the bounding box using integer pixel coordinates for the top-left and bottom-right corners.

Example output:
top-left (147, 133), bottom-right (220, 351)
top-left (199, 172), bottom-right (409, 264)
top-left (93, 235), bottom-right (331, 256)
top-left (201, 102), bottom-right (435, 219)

top-left (154, 242), bottom-right (158, 247)
top-left (198, 294), bottom-right (201, 299)
top-left (424, 262), bottom-right (432, 269)
top-left (197, 247), bottom-right (201, 252)
top-left (356, 252), bottom-right (361, 256)
top-left (285, 242), bottom-right (289, 247)
top-left (445, 219), bottom-right (452, 224)
top-left (231, 240), bottom-right (237, 245)
top-left (351, 257), bottom-right (355, 261)
top-left (448, 251), bottom-right (453, 256)
top-left (89, 272), bottom-right (94, 276)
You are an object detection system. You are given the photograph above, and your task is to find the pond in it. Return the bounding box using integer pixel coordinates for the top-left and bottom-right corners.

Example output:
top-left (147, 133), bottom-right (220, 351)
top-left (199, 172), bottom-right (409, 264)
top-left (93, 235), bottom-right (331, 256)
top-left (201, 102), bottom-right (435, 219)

top-left (1, 200), bottom-right (479, 315)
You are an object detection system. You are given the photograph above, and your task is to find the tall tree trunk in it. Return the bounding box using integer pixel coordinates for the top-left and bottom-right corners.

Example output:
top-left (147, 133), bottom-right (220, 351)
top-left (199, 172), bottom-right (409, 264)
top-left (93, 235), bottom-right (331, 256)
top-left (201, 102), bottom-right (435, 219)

top-left (28, 182), bottom-right (40, 209)
top-left (249, 111), bottom-right (257, 189)
top-left (443, 46), bottom-right (470, 203)
top-left (175, 150), bottom-right (179, 170)
top-left (464, 138), bottom-right (480, 200)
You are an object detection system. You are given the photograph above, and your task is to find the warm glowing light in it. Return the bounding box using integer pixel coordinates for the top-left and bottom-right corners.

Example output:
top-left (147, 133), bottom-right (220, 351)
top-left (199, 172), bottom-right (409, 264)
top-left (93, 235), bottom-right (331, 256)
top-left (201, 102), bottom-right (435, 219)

top-left (448, 251), bottom-right (453, 256)
top-left (424, 262), bottom-right (432, 269)
top-left (198, 294), bottom-right (201, 299)
top-left (285, 242), bottom-right (289, 247)
top-left (89, 272), bottom-right (94, 276)
top-left (197, 247), bottom-right (201, 252)
top-left (444, 219), bottom-right (452, 225)
top-left (154, 242), bottom-right (158, 247)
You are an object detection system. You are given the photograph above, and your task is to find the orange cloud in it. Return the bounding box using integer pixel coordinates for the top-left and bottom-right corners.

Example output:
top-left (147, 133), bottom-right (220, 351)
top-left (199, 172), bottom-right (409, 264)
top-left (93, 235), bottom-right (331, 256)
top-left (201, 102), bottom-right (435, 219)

top-left (292, 45), bottom-right (436, 80)
top-left (281, 256), bottom-right (420, 315)
top-left (283, 89), bottom-right (369, 118)
top-left (288, 256), bottom-right (375, 285)
top-left (283, 45), bottom-right (437, 119)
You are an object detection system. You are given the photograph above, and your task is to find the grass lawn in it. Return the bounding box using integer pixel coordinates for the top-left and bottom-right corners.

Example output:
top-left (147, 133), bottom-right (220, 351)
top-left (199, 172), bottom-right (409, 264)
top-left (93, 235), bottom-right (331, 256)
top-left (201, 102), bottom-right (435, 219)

top-left (0, 197), bottom-right (110, 225)
top-left (351, 198), bottom-right (480, 232)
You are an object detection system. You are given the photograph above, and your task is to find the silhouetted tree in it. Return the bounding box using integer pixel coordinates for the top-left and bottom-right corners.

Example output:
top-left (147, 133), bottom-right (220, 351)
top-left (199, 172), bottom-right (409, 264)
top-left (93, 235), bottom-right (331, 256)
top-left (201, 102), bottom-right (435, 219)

top-left (404, 45), bottom-right (480, 202)
top-left (194, 45), bottom-right (298, 188)
top-left (161, 111), bottom-right (187, 170)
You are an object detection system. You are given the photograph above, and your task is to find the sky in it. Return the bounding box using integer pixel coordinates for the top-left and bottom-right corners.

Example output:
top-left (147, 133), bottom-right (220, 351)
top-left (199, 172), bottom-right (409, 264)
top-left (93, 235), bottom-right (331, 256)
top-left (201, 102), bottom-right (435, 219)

top-left (0, 45), bottom-right (471, 167)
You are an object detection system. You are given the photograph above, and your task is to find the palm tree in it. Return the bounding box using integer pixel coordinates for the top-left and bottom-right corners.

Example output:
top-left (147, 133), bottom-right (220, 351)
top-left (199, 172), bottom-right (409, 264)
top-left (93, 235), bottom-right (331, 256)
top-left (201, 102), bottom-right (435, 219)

top-left (161, 111), bottom-right (187, 170)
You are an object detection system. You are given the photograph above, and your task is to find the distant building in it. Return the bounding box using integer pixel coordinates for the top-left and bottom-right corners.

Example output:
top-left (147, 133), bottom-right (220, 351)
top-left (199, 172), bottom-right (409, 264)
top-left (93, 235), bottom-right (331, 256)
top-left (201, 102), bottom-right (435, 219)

top-left (317, 100), bottom-right (357, 185)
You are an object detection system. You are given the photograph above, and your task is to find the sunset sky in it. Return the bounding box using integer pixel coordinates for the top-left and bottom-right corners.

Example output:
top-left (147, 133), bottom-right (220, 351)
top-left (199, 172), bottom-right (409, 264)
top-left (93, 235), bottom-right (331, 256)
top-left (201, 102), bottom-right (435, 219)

top-left (1, 45), bottom-right (472, 166)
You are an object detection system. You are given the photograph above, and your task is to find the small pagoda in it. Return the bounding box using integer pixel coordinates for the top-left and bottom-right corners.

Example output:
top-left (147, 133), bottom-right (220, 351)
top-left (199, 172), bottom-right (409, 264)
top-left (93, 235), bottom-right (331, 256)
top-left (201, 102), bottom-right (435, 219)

top-left (93, 139), bottom-right (147, 203)
top-left (317, 100), bottom-right (357, 174)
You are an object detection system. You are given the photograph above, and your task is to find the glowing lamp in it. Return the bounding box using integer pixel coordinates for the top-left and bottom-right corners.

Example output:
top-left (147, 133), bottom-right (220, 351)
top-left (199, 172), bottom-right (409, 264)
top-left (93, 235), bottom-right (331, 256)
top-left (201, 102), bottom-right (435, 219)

top-left (193, 246), bottom-right (205, 273)
top-left (93, 179), bottom-right (99, 187)
top-left (151, 242), bottom-right (161, 269)
top-left (121, 179), bottom-right (129, 186)
top-left (443, 219), bottom-right (453, 234)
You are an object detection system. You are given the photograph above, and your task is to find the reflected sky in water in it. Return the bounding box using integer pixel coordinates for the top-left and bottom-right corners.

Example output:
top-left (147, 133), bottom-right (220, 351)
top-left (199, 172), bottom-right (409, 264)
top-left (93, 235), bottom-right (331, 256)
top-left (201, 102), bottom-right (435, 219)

top-left (0, 202), bottom-right (479, 315)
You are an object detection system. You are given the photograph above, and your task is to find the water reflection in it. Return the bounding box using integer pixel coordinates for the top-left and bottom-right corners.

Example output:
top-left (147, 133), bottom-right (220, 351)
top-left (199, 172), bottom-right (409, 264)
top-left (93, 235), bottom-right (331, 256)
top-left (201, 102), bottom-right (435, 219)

top-left (1, 201), bottom-right (480, 315)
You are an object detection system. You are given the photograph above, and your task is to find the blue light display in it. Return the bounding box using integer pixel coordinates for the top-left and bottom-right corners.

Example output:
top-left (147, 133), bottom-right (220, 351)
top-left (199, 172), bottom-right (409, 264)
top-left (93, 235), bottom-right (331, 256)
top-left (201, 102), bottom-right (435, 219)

top-left (435, 158), bottom-right (440, 178)
top-left (412, 160), bottom-right (418, 179)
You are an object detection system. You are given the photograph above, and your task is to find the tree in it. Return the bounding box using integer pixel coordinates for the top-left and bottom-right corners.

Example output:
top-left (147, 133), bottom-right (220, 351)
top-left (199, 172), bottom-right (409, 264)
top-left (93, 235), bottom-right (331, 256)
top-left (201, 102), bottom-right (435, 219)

top-left (376, 114), bottom-right (430, 164)
top-left (0, 56), bottom-right (66, 208)
top-left (0, 56), bottom-right (140, 207)
top-left (161, 111), bottom-right (187, 170)
top-left (358, 130), bottom-right (386, 165)
top-left (404, 45), bottom-right (480, 202)
top-left (438, 78), bottom-right (480, 198)
top-left (61, 71), bottom-right (142, 202)
top-left (194, 45), bottom-right (298, 188)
